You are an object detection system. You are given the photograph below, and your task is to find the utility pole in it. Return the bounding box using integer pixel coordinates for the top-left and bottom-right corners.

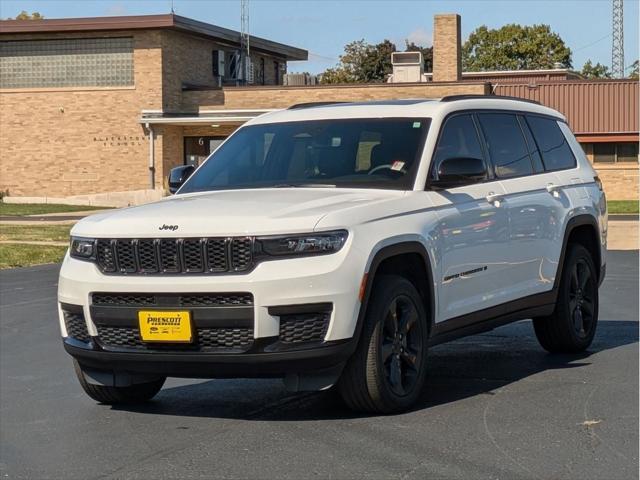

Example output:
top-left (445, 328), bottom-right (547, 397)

top-left (612, 0), bottom-right (624, 78)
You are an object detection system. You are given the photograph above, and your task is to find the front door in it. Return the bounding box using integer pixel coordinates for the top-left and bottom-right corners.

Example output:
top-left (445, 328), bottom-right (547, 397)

top-left (428, 113), bottom-right (510, 323)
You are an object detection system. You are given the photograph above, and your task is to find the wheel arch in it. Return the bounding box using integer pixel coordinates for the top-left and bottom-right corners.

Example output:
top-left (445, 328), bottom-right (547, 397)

top-left (555, 214), bottom-right (603, 290)
top-left (354, 241), bottom-right (436, 346)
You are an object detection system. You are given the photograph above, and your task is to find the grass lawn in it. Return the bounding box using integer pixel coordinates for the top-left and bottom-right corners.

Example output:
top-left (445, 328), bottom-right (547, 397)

top-left (0, 244), bottom-right (67, 269)
top-left (608, 200), bottom-right (639, 215)
top-left (0, 202), bottom-right (109, 216)
top-left (0, 225), bottom-right (72, 242)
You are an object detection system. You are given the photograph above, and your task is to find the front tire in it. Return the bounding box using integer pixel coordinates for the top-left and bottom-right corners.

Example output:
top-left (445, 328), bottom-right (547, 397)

top-left (338, 275), bottom-right (429, 414)
top-left (533, 244), bottom-right (599, 353)
top-left (74, 360), bottom-right (165, 404)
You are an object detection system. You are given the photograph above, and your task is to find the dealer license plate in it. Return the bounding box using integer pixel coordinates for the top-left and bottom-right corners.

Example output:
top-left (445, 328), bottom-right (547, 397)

top-left (138, 311), bottom-right (192, 343)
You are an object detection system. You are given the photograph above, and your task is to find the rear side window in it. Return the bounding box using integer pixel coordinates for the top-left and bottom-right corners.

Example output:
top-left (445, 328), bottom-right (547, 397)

top-left (431, 114), bottom-right (485, 179)
top-left (477, 113), bottom-right (533, 178)
top-left (525, 116), bottom-right (577, 171)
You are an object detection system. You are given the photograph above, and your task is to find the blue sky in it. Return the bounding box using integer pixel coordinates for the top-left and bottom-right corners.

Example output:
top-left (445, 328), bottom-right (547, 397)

top-left (1, 0), bottom-right (638, 74)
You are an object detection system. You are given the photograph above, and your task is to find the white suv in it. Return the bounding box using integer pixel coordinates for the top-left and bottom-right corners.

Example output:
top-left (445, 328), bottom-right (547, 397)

top-left (59, 96), bottom-right (607, 413)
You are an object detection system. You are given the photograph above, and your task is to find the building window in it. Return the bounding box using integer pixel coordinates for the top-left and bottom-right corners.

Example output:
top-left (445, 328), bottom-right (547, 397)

top-left (592, 142), bottom-right (639, 163)
top-left (274, 61), bottom-right (280, 85)
top-left (0, 37), bottom-right (133, 88)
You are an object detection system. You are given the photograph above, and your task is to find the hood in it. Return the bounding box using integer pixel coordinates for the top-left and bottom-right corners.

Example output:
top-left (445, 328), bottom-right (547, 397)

top-left (72, 188), bottom-right (405, 238)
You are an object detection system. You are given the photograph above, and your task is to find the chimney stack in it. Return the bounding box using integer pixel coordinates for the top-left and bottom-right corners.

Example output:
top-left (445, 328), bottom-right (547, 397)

top-left (433, 13), bottom-right (462, 82)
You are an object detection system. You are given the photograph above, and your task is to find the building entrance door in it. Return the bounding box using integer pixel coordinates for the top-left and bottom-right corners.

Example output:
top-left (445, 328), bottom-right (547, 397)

top-left (184, 136), bottom-right (226, 166)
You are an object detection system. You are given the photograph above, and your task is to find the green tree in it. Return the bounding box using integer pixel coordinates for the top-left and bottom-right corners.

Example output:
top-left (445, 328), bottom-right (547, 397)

top-left (320, 38), bottom-right (435, 84)
top-left (629, 60), bottom-right (639, 79)
top-left (320, 39), bottom-right (397, 84)
top-left (580, 60), bottom-right (611, 78)
top-left (405, 41), bottom-right (433, 73)
top-left (8, 11), bottom-right (44, 20)
top-left (462, 24), bottom-right (572, 71)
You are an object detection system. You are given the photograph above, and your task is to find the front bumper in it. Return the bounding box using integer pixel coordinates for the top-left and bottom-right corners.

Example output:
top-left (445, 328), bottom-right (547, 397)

top-left (58, 243), bottom-right (366, 380)
top-left (64, 336), bottom-right (354, 379)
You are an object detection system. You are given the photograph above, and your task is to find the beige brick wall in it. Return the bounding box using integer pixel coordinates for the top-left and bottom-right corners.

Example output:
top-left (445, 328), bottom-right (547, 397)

top-left (433, 14), bottom-right (462, 82)
top-left (0, 30), bottom-right (165, 197)
top-left (182, 82), bottom-right (489, 111)
top-left (161, 30), bottom-right (288, 111)
top-left (595, 165), bottom-right (639, 200)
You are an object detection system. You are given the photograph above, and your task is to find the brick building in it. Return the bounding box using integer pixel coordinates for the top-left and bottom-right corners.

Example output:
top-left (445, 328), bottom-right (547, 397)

top-left (0, 13), bottom-right (637, 204)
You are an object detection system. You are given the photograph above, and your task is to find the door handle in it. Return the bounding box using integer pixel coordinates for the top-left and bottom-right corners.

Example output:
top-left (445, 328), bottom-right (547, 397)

top-left (486, 191), bottom-right (503, 206)
top-left (546, 183), bottom-right (561, 198)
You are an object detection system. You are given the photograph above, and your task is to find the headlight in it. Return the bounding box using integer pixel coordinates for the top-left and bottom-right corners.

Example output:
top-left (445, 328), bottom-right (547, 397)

top-left (256, 230), bottom-right (348, 258)
top-left (69, 237), bottom-right (96, 260)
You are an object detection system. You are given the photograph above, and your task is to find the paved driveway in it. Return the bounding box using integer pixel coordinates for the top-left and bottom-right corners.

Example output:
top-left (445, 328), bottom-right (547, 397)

top-left (1, 251), bottom-right (637, 479)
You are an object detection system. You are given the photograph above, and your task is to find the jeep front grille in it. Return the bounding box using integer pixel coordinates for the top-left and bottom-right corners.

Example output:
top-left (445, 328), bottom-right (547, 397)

top-left (95, 237), bottom-right (253, 275)
top-left (97, 326), bottom-right (254, 352)
top-left (91, 292), bottom-right (254, 307)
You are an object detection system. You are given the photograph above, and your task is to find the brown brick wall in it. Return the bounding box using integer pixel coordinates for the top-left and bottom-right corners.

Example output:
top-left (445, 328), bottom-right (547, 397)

top-left (0, 30), bottom-right (165, 197)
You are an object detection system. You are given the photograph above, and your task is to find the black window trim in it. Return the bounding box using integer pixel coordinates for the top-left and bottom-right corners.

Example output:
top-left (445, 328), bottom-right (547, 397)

top-left (424, 108), bottom-right (576, 191)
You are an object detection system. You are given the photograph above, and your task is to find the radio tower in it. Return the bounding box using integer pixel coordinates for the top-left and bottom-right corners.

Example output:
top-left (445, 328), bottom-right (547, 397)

top-left (612, 0), bottom-right (624, 78)
top-left (239, 0), bottom-right (250, 84)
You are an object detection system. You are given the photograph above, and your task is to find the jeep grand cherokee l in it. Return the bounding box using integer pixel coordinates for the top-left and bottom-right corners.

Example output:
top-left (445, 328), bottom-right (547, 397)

top-left (59, 96), bottom-right (607, 413)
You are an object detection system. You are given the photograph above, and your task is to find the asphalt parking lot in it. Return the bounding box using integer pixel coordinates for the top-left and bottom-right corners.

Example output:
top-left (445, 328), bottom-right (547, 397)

top-left (0, 251), bottom-right (637, 480)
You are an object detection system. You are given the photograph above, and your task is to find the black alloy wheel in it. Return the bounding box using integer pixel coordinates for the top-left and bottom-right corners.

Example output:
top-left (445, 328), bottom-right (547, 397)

top-left (381, 295), bottom-right (424, 397)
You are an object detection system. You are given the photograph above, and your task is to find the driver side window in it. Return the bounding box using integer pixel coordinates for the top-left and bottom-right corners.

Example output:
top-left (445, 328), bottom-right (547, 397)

top-left (431, 114), bottom-right (485, 181)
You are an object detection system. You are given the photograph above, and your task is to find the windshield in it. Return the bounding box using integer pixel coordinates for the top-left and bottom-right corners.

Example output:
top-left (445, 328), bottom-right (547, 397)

top-left (179, 118), bottom-right (430, 193)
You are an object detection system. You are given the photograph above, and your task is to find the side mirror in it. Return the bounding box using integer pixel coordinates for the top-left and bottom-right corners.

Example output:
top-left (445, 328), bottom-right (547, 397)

top-left (168, 165), bottom-right (195, 194)
top-left (432, 157), bottom-right (487, 189)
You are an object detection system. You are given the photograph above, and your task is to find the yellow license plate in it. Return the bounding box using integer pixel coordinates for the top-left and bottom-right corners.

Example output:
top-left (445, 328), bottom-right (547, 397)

top-left (138, 311), bottom-right (192, 343)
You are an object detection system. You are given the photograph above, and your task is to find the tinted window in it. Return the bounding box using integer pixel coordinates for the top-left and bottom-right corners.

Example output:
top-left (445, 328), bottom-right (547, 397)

top-left (478, 113), bottom-right (533, 178)
top-left (517, 115), bottom-right (545, 173)
top-left (526, 116), bottom-right (577, 171)
top-left (431, 114), bottom-right (485, 179)
top-left (180, 118), bottom-right (429, 193)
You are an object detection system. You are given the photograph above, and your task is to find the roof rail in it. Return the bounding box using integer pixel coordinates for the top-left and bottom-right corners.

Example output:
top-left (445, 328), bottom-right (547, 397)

top-left (287, 101), bottom-right (350, 110)
top-left (440, 94), bottom-right (541, 106)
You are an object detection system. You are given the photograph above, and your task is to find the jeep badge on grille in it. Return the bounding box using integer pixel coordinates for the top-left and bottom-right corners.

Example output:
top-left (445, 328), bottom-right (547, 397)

top-left (159, 224), bottom-right (179, 231)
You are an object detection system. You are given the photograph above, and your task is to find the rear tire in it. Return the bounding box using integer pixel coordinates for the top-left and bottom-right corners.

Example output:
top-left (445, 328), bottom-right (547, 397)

top-left (338, 275), bottom-right (429, 414)
top-left (74, 360), bottom-right (165, 404)
top-left (533, 244), bottom-right (599, 353)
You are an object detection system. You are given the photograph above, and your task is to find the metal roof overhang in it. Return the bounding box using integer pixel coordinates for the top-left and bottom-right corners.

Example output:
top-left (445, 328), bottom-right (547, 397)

top-left (0, 14), bottom-right (308, 61)
top-left (139, 109), bottom-right (275, 126)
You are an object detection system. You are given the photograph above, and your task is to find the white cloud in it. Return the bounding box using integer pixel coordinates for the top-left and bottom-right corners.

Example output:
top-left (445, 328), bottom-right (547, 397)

top-left (406, 27), bottom-right (432, 47)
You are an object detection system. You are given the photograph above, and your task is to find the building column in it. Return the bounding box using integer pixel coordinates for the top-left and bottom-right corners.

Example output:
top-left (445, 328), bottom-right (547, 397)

top-left (433, 13), bottom-right (462, 82)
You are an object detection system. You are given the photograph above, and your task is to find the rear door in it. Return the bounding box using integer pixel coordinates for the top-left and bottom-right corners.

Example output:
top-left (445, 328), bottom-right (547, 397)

top-left (428, 113), bottom-right (510, 322)
top-left (476, 112), bottom-right (567, 300)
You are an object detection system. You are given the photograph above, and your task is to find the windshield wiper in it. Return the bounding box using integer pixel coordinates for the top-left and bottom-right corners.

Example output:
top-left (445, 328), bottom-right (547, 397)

top-left (272, 183), bottom-right (336, 188)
